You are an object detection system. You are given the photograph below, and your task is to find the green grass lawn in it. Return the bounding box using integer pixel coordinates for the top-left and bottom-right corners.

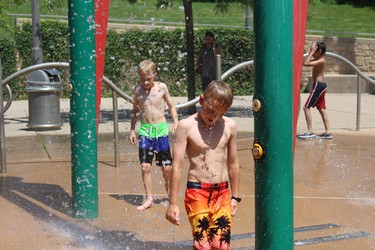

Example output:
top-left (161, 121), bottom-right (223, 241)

top-left (7, 0), bottom-right (246, 27)
top-left (306, 2), bottom-right (375, 34)
top-left (6, 0), bottom-right (375, 35)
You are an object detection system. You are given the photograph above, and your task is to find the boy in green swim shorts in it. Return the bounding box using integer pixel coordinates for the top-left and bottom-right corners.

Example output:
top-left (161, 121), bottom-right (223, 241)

top-left (166, 81), bottom-right (240, 249)
top-left (129, 59), bottom-right (178, 211)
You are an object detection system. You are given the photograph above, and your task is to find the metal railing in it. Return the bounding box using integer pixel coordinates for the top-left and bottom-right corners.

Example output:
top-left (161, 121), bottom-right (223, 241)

top-left (320, 52), bottom-right (375, 130)
top-left (1, 52), bottom-right (375, 170)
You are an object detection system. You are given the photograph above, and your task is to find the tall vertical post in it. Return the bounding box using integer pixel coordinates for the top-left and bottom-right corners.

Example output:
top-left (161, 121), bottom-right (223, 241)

top-left (293, 0), bottom-right (309, 142)
top-left (95, 0), bottom-right (110, 130)
top-left (31, 0), bottom-right (43, 65)
top-left (183, 0), bottom-right (196, 115)
top-left (0, 60), bottom-right (7, 173)
top-left (68, 0), bottom-right (98, 219)
top-left (253, 0), bottom-right (294, 249)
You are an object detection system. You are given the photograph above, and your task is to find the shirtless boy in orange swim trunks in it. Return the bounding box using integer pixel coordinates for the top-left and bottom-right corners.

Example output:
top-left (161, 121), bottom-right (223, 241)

top-left (166, 81), bottom-right (240, 250)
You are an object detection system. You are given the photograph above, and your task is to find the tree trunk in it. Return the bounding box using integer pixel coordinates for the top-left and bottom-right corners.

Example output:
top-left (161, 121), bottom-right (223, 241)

top-left (183, 0), bottom-right (196, 114)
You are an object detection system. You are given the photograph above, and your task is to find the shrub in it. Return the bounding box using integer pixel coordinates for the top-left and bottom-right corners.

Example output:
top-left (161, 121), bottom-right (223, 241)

top-left (2, 20), bottom-right (254, 99)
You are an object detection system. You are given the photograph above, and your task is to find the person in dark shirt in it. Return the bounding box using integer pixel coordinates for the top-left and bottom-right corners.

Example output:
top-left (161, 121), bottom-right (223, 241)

top-left (196, 31), bottom-right (223, 91)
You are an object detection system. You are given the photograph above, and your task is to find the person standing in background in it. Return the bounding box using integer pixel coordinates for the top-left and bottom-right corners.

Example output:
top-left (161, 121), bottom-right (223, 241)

top-left (298, 42), bottom-right (332, 139)
top-left (196, 31), bottom-right (223, 91)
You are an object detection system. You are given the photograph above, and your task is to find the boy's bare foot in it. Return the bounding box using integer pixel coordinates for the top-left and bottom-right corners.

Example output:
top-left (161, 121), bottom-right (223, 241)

top-left (137, 199), bottom-right (153, 211)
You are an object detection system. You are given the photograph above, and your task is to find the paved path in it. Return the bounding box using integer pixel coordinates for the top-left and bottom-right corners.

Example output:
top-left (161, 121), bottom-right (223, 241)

top-left (3, 93), bottom-right (375, 137)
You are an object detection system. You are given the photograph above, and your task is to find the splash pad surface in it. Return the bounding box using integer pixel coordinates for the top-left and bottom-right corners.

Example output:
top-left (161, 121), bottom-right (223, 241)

top-left (1, 94), bottom-right (374, 249)
top-left (1, 131), bottom-right (374, 249)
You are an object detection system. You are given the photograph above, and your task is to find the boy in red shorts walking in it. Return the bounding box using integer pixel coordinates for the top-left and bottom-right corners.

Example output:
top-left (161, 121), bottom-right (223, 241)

top-left (298, 42), bottom-right (332, 139)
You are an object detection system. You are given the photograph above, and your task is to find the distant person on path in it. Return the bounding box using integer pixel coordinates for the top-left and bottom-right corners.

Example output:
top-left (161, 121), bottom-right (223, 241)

top-left (166, 81), bottom-right (240, 250)
top-left (129, 59), bottom-right (179, 211)
top-left (196, 31), bottom-right (223, 91)
top-left (298, 42), bottom-right (332, 139)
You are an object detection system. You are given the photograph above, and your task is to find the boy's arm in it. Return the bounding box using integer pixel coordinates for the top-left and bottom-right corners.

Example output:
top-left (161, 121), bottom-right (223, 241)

top-left (163, 86), bottom-right (179, 133)
top-left (196, 47), bottom-right (203, 72)
top-left (303, 43), bottom-right (324, 67)
top-left (166, 121), bottom-right (188, 225)
top-left (129, 87), bottom-right (139, 145)
top-left (303, 43), bottom-right (316, 67)
top-left (227, 119), bottom-right (240, 216)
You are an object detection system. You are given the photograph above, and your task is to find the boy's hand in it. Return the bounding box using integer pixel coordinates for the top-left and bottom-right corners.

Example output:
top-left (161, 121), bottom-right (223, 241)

top-left (166, 204), bottom-right (180, 225)
top-left (129, 130), bottom-right (136, 145)
top-left (230, 199), bottom-right (239, 216)
top-left (310, 42), bottom-right (317, 52)
top-left (173, 123), bottom-right (178, 135)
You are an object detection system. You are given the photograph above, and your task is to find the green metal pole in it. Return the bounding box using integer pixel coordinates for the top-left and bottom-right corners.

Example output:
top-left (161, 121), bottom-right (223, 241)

top-left (253, 0), bottom-right (293, 249)
top-left (68, 0), bottom-right (98, 219)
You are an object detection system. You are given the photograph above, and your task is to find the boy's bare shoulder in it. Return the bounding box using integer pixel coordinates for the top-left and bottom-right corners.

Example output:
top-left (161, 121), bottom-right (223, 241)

top-left (178, 114), bottom-right (197, 129)
top-left (156, 81), bottom-right (168, 88)
top-left (132, 84), bottom-right (141, 92)
top-left (223, 116), bottom-right (237, 127)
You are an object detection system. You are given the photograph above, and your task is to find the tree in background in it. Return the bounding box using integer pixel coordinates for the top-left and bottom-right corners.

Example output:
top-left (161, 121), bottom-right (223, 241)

top-left (155, 0), bottom-right (253, 114)
top-left (0, 1), bottom-right (24, 36)
top-left (310, 0), bottom-right (374, 7)
top-left (0, 0), bottom-right (64, 38)
top-left (336, 0), bottom-right (375, 6)
top-left (182, 0), bottom-right (197, 114)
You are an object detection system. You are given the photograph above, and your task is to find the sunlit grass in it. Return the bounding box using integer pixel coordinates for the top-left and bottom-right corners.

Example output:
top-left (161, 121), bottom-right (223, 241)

top-left (307, 2), bottom-right (375, 34)
top-left (6, 1), bottom-right (375, 34)
top-left (7, 0), bottom-right (245, 26)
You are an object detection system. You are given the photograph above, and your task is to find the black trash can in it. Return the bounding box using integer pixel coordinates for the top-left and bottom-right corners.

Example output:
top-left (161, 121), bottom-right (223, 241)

top-left (26, 69), bottom-right (63, 130)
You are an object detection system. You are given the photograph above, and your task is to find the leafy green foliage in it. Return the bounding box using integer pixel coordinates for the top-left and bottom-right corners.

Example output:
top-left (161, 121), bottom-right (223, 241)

top-left (0, 38), bottom-right (25, 99)
top-left (106, 28), bottom-right (253, 96)
top-left (311, 0), bottom-right (375, 6)
top-left (0, 39), bottom-right (16, 78)
top-left (335, 0), bottom-right (375, 6)
top-left (1, 0), bottom-right (67, 38)
top-left (0, 4), bottom-right (13, 34)
top-left (2, 20), bottom-right (254, 99)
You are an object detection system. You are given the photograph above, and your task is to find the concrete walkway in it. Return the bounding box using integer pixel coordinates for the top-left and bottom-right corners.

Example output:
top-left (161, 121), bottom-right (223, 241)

top-left (0, 93), bottom-right (374, 249)
top-left (3, 93), bottom-right (375, 137)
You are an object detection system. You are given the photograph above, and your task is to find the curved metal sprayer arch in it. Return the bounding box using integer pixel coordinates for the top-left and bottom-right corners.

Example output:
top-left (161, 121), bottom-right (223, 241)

top-left (2, 53), bottom-right (374, 112)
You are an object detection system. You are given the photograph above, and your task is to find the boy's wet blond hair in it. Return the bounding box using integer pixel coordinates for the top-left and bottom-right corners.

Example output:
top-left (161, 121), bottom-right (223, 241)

top-left (138, 59), bottom-right (157, 76)
top-left (203, 80), bottom-right (233, 109)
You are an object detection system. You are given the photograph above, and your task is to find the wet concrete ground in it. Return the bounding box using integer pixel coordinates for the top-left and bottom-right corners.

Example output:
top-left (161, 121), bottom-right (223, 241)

top-left (1, 93), bottom-right (375, 249)
top-left (1, 131), bottom-right (374, 249)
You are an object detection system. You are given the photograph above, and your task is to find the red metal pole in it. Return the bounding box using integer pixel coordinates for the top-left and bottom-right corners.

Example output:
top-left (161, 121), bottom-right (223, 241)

top-left (293, 0), bottom-right (309, 147)
top-left (95, 0), bottom-right (110, 130)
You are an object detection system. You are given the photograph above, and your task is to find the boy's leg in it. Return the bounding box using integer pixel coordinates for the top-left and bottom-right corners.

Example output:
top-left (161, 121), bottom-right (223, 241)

top-left (318, 109), bottom-right (330, 134)
top-left (138, 162), bottom-right (154, 211)
top-left (161, 165), bottom-right (171, 195)
top-left (185, 184), bottom-right (231, 250)
top-left (303, 106), bottom-right (313, 132)
top-left (154, 133), bottom-right (172, 196)
top-left (138, 134), bottom-right (155, 210)
top-left (185, 188), bottom-right (211, 249)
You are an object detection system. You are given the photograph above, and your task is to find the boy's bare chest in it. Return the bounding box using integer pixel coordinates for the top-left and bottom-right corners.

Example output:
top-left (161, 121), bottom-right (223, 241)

top-left (189, 125), bottom-right (228, 151)
top-left (137, 88), bottom-right (164, 106)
